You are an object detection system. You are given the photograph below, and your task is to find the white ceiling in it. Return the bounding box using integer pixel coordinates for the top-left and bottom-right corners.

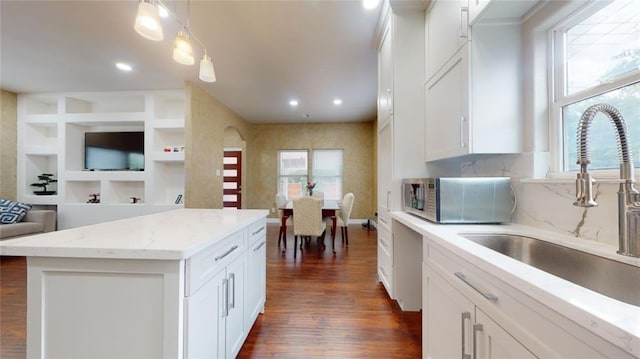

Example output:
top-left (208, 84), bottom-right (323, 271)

top-left (0, 0), bottom-right (382, 124)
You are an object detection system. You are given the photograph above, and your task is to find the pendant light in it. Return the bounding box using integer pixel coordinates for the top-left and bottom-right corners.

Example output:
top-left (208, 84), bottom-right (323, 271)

top-left (134, 0), bottom-right (163, 41)
top-left (199, 51), bottom-right (216, 83)
top-left (173, 29), bottom-right (194, 65)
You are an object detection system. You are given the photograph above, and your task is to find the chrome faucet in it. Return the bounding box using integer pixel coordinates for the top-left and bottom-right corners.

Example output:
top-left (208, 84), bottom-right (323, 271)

top-left (574, 103), bottom-right (640, 257)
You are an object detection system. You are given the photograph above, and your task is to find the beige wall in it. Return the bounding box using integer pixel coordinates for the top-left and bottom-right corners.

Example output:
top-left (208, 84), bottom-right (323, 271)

top-left (184, 82), bottom-right (251, 208)
top-left (246, 122), bottom-right (375, 220)
top-left (0, 90), bottom-right (17, 200)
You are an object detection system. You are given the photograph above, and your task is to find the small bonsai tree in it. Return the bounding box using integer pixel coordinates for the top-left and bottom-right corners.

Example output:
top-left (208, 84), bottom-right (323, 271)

top-left (30, 173), bottom-right (58, 194)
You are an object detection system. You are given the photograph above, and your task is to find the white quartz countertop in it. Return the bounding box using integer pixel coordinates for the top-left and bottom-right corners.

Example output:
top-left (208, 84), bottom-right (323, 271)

top-left (0, 209), bottom-right (268, 260)
top-left (391, 211), bottom-right (640, 358)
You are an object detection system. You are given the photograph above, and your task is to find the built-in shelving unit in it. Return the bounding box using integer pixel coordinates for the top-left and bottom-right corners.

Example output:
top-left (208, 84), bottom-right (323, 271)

top-left (17, 90), bottom-right (186, 229)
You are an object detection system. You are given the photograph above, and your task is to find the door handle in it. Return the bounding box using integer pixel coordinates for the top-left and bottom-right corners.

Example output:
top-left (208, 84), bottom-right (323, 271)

top-left (461, 312), bottom-right (471, 359)
top-left (460, 6), bottom-right (469, 38)
top-left (229, 273), bottom-right (236, 310)
top-left (473, 323), bottom-right (483, 359)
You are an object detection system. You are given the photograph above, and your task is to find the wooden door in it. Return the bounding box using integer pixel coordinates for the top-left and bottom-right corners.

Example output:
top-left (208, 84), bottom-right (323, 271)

top-left (223, 151), bottom-right (242, 209)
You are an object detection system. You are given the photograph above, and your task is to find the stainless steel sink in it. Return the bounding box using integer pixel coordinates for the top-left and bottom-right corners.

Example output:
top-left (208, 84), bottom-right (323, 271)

top-left (460, 233), bottom-right (640, 307)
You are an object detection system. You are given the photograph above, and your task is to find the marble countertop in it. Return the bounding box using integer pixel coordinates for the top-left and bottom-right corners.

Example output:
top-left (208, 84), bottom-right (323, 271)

top-left (0, 209), bottom-right (268, 260)
top-left (391, 211), bottom-right (640, 358)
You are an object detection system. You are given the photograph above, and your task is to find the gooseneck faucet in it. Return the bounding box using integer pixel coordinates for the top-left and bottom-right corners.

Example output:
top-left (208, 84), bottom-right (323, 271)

top-left (574, 103), bottom-right (640, 257)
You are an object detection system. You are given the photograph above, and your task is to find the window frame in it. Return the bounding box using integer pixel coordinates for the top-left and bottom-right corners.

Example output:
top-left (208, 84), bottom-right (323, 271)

top-left (277, 150), bottom-right (309, 200)
top-left (549, 0), bottom-right (640, 177)
top-left (311, 149), bottom-right (344, 201)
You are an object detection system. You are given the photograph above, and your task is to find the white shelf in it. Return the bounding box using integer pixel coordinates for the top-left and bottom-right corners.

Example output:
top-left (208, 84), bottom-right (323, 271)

top-left (18, 90), bottom-right (186, 228)
top-left (150, 152), bottom-right (185, 162)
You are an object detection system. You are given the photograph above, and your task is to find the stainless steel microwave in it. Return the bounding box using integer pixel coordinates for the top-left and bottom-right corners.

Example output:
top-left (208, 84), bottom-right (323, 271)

top-left (401, 177), bottom-right (513, 224)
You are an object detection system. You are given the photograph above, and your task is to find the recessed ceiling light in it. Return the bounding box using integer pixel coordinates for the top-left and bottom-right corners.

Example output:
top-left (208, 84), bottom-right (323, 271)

top-left (333, 98), bottom-right (343, 105)
top-left (116, 62), bottom-right (132, 72)
top-left (289, 99), bottom-right (299, 107)
top-left (362, 0), bottom-right (380, 10)
top-left (157, 4), bottom-right (169, 18)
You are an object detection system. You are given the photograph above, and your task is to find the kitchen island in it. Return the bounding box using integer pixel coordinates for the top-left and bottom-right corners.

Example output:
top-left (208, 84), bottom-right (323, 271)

top-left (0, 208), bottom-right (268, 359)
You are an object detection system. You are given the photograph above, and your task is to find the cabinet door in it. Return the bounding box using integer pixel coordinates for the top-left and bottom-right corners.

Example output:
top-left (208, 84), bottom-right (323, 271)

top-left (184, 269), bottom-right (226, 359)
top-left (225, 253), bottom-right (247, 359)
top-left (425, 45), bottom-right (469, 162)
top-left (424, 263), bottom-right (475, 359)
top-left (426, 0), bottom-right (469, 81)
top-left (245, 237), bottom-right (266, 331)
top-left (475, 309), bottom-right (536, 359)
top-left (378, 23), bottom-right (393, 123)
top-left (377, 120), bottom-right (392, 215)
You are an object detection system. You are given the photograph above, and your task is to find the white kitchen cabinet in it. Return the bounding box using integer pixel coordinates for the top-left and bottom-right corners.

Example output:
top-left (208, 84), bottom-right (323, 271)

top-left (424, 263), bottom-right (533, 359)
top-left (184, 268), bottom-right (225, 358)
top-left (245, 221), bottom-right (267, 333)
top-left (375, 1), bottom-right (427, 299)
top-left (378, 23), bottom-right (393, 124)
top-left (423, 235), bottom-right (625, 359)
top-left (424, 20), bottom-right (523, 162)
top-left (224, 253), bottom-right (247, 359)
top-left (425, 0), bottom-right (469, 82)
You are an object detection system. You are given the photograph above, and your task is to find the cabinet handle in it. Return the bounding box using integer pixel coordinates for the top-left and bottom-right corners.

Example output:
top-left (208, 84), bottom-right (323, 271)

top-left (473, 323), bottom-right (483, 359)
top-left (252, 226), bottom-right (265, 236)
top-left (253, 240), bottom-right (266, 251)
top-left (461, 312), bottom-right (471, 359)
top-left (460, 117), bottom-right (466, 147)
top-left (460, 6), bottom-right (469, 38)
top-left (229, 273), bottom-right (236, 310)
top-left (215, 245), bottom-right (239, 262)
top-left (386, 190), bottom-right (391, 209)
top-left (222, 278), bottom-right (229, 318)
top-left (455, 272), bottom-right (498, 302)
top-left (379, 217), bottom-right (388, 225)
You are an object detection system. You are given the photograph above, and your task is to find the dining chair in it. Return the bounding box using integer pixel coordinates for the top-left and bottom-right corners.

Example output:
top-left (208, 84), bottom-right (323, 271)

top-left (275, 193), bottom-right (291, 250)
top-left (292, 197), bottom-right (326, 258)
top-left (334, 192), bottom-right (355, 247)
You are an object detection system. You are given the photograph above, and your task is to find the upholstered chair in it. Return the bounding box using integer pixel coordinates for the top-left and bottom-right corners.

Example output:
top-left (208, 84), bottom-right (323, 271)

top-left (334, 192), bottom-right (355, 247)
top-left (275, 193), bottom-right (291, 249)
top-left (292, 197), bottom-right (326, 258)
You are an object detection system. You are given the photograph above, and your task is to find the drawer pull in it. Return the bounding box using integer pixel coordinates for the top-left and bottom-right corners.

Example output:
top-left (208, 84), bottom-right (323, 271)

top-left (215, 245), bottom-right (239, 262)
top-left (253, 241), bottom-right (266, 251)
top-left (455, 272), bottom-right (498, 302)
top-left (252, 226), bottom-right (265, 236)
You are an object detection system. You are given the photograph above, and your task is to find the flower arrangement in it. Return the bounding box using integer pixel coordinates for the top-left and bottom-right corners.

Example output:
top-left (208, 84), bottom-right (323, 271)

top-left (306, 182), bottom-right (316, 196)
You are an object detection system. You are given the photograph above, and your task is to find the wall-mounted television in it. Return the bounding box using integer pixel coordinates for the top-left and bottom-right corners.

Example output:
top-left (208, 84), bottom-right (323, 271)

top-left (84, 132), bottom-right (145, 171)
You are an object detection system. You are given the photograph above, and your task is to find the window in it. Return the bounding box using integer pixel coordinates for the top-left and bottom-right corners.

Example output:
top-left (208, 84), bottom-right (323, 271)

top-left (278, 150), bottom-right (308, 199)
top-left (277, 149), bottom-right (344, 200)
top-left (312, 150), bottom-right (343, 200)
top-left (552, 0), bottom-right (640, 172)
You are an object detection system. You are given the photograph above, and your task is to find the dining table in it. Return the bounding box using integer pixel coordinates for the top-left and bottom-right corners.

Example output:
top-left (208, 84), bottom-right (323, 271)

top-left (279, 199), bottom-right (340, 252)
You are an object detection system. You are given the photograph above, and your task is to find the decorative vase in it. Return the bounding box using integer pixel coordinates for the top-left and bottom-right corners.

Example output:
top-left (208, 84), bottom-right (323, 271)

top-left (308, 189), bottom-right (313, 197)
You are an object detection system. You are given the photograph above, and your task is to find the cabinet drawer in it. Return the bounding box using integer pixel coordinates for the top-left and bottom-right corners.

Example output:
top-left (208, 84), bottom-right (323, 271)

top-left (186, 230), bottom-right (246, 296)
top-left (378, 246), bottom-right (393, 295)
top-left (248, 219), bottom-right (266, 246)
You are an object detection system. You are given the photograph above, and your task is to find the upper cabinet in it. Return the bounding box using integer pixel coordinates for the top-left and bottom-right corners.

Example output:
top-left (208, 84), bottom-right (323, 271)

top-left (424, 0), bottom-right (536, 162)
top-left (377, 24), bottom-right (393, 124)
top-left (425, 0), bottom-right (469, 82)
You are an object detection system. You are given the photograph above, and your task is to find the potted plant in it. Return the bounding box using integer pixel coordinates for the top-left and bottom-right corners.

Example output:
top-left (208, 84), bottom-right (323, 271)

top-left (30, 173), bottom-right (58, 195)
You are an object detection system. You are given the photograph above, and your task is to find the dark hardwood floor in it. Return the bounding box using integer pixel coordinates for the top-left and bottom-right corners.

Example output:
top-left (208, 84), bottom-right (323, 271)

top-left (0, 223), bottom-right (421, 358)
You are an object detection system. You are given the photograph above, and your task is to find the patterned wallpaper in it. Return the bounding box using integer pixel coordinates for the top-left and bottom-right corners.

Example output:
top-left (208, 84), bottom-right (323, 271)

top-left (0, 90), bottom-right (17, 200)
top-left (246, 122), bottom-right (376, 220)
